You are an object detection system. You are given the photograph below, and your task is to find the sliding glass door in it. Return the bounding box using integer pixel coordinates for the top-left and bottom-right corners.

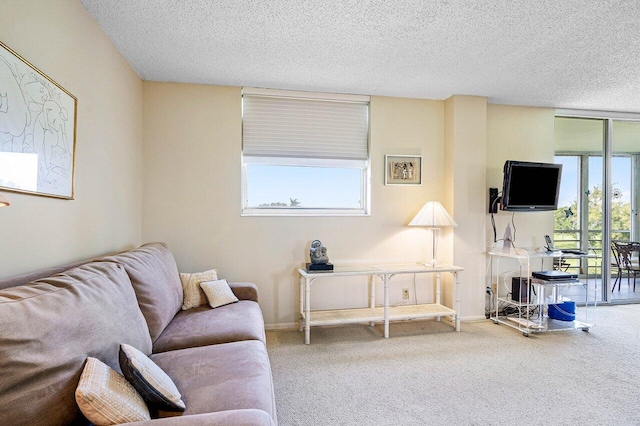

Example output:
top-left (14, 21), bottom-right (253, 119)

top-left (555, 115), bottom-right (640, 303)
top-left (611, 121), bottom-right (640, 301)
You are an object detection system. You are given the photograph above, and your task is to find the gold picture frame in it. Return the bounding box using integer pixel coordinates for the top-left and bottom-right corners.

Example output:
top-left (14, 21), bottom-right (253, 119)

top-left (0, 40), bottom-right (77, 199)
top-left (385, 155), bottom-right (422, 186)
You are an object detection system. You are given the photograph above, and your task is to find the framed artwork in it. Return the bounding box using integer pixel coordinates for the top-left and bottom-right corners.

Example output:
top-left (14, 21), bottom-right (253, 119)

top-left (0, 40), bottom-right (77, 199)
top-left (385, 155), bottom-right (422, 186)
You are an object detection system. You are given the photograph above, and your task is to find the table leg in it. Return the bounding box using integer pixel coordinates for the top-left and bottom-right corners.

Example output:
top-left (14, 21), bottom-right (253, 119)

top-left (370, 275), bottom-right (376, 326)
top-left (436, 272), bottom-right (441, 322)
top-left (454, 271), bottom-right (461, 331)
top-left (299, 276), bottom-right (304, 332)
top-left (384, 274), bottom-right (389, 338)
top-left (305, 277), bottom-right (311, 344)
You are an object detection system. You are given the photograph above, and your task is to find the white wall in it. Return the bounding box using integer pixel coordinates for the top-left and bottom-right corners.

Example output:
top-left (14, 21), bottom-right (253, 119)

top-left (142, 82), bottom-right (453, 327)
top-left (0, 0), bottom-right (143, 278)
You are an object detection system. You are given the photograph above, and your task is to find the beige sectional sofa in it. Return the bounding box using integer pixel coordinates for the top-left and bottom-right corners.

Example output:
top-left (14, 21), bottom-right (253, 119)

top-left (0, 242), bottom-right (277, 425)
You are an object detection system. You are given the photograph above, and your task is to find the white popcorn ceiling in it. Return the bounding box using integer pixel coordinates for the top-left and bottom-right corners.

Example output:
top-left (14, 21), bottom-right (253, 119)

top-left (81, 0), bottom-right (640, 113)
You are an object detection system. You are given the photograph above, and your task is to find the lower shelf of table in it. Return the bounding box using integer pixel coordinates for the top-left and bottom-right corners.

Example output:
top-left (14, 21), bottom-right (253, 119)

top-left (491, 314), bottom-right (593, 334)
top-left (301, 303), bottom-right (456, 326)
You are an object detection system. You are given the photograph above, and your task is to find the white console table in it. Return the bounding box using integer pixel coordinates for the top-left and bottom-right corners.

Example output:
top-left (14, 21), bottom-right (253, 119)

top-left (297, 263), bottom-right (463, 344)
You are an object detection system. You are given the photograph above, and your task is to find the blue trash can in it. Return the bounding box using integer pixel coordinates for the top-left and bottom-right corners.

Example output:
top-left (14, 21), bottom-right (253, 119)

top-left (548, 301), bottom-right (576, 321)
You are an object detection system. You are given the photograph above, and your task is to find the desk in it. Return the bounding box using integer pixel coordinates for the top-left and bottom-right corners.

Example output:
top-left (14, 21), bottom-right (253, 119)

top-left (297, 263), bottom-right (463, 344)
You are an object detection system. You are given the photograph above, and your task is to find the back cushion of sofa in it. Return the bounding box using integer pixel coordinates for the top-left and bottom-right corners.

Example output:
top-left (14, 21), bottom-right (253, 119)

top-left (101, 242), bottom-right (183, 342)
top-left (0, 261), bottom-right (152, 426)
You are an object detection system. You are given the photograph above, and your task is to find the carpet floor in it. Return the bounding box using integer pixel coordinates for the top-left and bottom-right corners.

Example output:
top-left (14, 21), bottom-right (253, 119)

top-left (266, 304), bottom-right (640, 426)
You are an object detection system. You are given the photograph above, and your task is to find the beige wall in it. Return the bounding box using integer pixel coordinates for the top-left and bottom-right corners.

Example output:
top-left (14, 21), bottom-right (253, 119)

top-left (142, 85), bottom-right (557, 326)
top-left (445, 96), bottom-right (488, 320)
top-left (486, 104), bottom-right (556, 250)
top-left (142, 82), bottom-right (454, 327)
top-left (0, 0), bottom-right (143, 278)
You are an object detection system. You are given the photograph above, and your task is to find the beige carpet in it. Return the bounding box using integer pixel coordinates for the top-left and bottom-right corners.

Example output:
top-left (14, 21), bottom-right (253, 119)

top-left (266, 305), bottom-right (640, 426)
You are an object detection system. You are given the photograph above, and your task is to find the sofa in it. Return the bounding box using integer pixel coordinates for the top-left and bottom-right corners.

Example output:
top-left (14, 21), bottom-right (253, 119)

top-left (0, 242), bottom-right (277, 425)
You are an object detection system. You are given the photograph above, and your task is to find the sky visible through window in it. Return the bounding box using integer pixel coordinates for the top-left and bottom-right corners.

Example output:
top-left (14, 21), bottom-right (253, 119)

top-left (246, 164), bottom-right (362, 208)
top-left (556, 156), bottom-right (631, 207)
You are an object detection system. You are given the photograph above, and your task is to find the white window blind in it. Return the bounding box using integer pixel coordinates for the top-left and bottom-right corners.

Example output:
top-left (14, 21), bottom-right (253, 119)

top-left (242, 88), bottom-right (369, 161)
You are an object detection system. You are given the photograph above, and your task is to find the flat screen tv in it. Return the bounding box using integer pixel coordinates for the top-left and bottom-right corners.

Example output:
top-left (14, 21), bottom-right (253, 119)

top-left (501, 160), bottom-right (562, 212)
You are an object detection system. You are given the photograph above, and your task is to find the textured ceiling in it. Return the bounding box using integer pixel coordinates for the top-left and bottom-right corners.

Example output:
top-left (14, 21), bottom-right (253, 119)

top-left (81, 0), bottom-right (640, 113)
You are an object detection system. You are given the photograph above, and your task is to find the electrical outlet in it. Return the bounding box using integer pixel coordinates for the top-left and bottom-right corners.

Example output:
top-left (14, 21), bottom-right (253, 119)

top-left (402, 288), bottom-right (409, 299)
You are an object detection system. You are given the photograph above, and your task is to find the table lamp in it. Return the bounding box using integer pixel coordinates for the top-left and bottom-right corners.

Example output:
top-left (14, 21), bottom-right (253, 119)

top-left (409, 201), bottom-right (457, 267)
top-left (0, 194), bottom-right (10, 208)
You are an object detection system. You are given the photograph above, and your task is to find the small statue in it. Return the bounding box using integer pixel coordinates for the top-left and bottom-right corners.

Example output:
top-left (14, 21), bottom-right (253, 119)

top-left (309, 240), bottom-right (329, 265)
top-left (502, 223), bottom-right (514, 253)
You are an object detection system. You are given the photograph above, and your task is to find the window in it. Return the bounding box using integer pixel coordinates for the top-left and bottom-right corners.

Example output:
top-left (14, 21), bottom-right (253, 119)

top-left (241, 88), bottom-right (370, 216)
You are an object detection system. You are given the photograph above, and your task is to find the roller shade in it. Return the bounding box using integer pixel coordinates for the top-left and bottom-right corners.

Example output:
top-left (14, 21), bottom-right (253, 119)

top-left (242, 89), bottom-right (369, 161)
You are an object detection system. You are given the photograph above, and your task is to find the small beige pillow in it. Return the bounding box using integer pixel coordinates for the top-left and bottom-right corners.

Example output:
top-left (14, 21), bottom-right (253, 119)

top-left (200, 279), bottom-right (239, 309)
top-left (75, 357), bottom-right (150, 425)
top-left (179, 269), bottom-right (217, 310)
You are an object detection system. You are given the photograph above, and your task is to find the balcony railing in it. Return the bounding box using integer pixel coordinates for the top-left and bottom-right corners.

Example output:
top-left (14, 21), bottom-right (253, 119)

top-left (553, 228), bottom-right (631, 277)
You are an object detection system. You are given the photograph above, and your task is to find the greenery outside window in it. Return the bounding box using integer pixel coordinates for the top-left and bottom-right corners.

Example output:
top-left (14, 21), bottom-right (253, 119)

top-left (554, 153), bottom-right (634, 277)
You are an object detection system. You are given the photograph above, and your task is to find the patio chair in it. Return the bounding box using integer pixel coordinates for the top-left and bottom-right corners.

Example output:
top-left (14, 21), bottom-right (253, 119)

top-left (612, 241), bottom-right (640, 291)
top-left (611, 241), bottom-right (623, 291)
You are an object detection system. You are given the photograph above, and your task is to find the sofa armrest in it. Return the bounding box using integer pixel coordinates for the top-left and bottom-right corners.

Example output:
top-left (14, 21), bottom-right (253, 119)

top-left (229, 282), bottom-right (259, 302)
top-left (126, 409), bottom-right (274, 426)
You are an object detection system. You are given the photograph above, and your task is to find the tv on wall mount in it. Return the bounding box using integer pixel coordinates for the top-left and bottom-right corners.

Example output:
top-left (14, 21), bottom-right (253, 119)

top-left (500, 160), bottom-right (562, 212)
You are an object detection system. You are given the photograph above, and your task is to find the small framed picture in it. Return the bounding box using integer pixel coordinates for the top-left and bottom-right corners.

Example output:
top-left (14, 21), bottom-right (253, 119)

top-left (385, 155), bottom-right (422, 186)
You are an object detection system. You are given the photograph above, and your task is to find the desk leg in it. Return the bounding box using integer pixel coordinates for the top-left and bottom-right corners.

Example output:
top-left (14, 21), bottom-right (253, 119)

top-left (384, 274), bottom-right (389, 338)
top-left (299, 276), bottom-right (304, 332)
top-left (305, 278), bottom-right (311, 344)
top-left (454, 271), bottom-right (461, 331)
top-left (436, 272), bottom-right (441, 322)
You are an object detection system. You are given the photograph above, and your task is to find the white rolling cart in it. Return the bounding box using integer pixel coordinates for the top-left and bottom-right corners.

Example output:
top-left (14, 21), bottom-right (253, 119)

top-left (488, 247), bottom-right (598, 337)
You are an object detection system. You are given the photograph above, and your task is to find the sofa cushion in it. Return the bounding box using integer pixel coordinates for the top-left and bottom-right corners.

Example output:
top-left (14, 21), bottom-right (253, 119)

top-left (152, 301), bottom-right (266, 353)
top-left (119, 344), bottom-right (186, 412)
top-left (0, 262), bottom-right (152, 426)
top-left (76, 357), bottom-right (151, 425)
top-left (180, 269), bottom-right (217, 310)
top-left (101, 242), bottom-right (183, 342)
top-left (149, 341), bottom-right (277, 422)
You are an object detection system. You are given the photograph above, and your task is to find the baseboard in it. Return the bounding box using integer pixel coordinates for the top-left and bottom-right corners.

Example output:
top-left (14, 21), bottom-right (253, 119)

top-left (265, 322), bottom-right (299, 330)
top-left (463, 315), bottom-right (489, 322)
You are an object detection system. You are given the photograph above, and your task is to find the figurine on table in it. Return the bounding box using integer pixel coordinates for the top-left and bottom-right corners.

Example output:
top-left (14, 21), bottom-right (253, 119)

top-left (307, 240), bottom-right (333, 271)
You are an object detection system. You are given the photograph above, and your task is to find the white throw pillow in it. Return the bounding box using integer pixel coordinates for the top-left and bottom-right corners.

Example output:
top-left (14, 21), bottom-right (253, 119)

top-left (179, 269), bottom-right (217, 310)
top-left (200, 279), bottom-right (239, 309)
top-left (75, 357), bottom-right (150, 425)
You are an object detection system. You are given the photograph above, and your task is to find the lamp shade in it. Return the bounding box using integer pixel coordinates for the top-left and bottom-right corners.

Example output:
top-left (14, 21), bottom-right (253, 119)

top-left (408, 201), bottom-right (457, 228)
top-left (0, 194), bottom-right (9, 208)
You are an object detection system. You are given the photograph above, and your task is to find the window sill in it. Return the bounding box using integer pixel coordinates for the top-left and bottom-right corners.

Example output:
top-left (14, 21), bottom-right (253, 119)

top-left (241, 208), bottom-right (370, 217)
